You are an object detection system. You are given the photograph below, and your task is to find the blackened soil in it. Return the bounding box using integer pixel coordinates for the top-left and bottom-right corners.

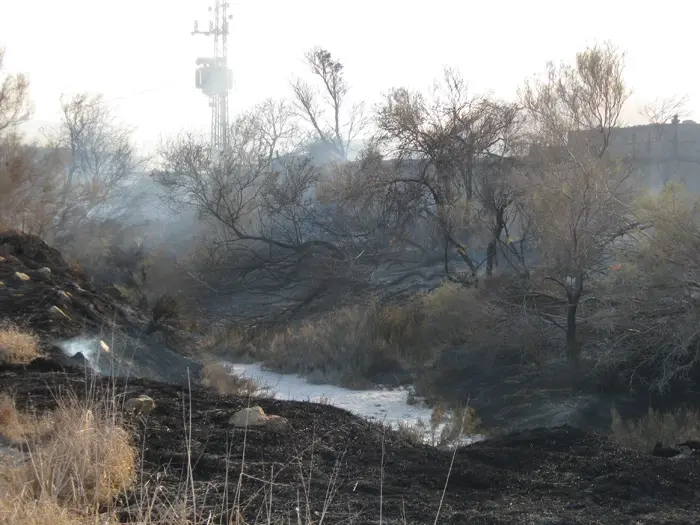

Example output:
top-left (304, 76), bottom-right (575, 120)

top-left (3, 359), bottom-right (700, 525)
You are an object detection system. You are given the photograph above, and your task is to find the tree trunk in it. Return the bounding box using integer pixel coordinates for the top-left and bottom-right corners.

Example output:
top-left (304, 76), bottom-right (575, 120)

top-left (565, 300), bottom-right (580, 367)
top-left (486, 208), bottom-right (506, 277)
top-left (565, 277), bottom-right (584, 371)
top-left (486, 241), bottom-right (497, 276)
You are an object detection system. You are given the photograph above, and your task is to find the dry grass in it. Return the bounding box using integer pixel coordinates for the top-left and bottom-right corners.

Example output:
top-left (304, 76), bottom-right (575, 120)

top-left (0, 391), bottom-right (136, 519)
top-left (199, 359), bottom-right (269, 398)
top-left (197, 323), bottom-right (266, 361)
top-left (0, 498), bottom-right (99, 525)
top-left (260, 281), bottom-right (541, 387)
top-left (265, 301), bottom-right (399, 387)
top-left (0, 326), bottom-right (40, 365)
top-left (610, 406), bottom-right (700, 452)
top-left (395, 402), bottom-right (485, 449)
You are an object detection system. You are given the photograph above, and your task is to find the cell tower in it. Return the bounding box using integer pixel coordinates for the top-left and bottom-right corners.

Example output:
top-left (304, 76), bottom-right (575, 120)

top-left (192, 1), bottom-right (233, 154)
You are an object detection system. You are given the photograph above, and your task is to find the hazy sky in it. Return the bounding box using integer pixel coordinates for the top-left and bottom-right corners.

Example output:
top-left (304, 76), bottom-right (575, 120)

top-left (1, 0), bottom-right (697, 153)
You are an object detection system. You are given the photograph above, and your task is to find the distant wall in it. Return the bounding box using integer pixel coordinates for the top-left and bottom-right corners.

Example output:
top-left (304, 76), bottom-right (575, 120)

top-left (568, 121), bottom-right (700, 193)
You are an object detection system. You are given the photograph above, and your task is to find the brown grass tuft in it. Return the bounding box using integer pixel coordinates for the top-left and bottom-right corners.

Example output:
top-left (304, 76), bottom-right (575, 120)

top-left (610, 406), bottom-right (700, 452)
top-left (199, 359), bottom-right (268, 398)
top-left (0, 497), bottom-right (97, 525)
top-left (0, 393), bottom-right (25, 442)
top-left (0, 327), bottom-right (40, 365)
top-left (0, 392), bottom-right (136, 515)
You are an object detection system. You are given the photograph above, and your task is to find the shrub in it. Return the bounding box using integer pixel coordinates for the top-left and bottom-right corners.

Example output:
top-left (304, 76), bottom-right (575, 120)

top-left (261, 280), bottom-right (544, 387)
top-left (197, 323), bottom-right (265, 360)
top-left (151, 293), bottom-right (180, 325)
top-left (0, 326), bottom-right (40, 365)
top-left (610, 406), bottom-right (700, 452)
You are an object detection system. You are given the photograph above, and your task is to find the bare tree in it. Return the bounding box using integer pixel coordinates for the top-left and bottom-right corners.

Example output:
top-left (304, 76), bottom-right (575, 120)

top-left (374, 68), bottom-right (522, 282)
top-left (0, 47), bottom-right (61, 235)
top-left (520, 41), bottom-right (629, 157)
top-left (153, 99), bottom-right (371, 322)
top-left (0, 47), bottom-right (32, 135)
top-left (0, 133), bottom-right (63, 235)
top-left (518, 43), bottom-right (638, 368)
top-left (45, 93), bottom-right (145, 241)
top-left (640, 94), bottom-right (691, 126)
top-left (291, 47), bottom-right (367, 161)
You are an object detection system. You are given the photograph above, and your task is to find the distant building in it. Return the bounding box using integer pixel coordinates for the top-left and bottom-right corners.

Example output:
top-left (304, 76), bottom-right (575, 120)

top-left (567, 116), bottom-right (700, 191)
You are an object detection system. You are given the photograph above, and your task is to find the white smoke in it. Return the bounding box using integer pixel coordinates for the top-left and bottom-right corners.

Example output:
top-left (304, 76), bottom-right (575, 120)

top-left (56, 337), bottom-right (111, 373)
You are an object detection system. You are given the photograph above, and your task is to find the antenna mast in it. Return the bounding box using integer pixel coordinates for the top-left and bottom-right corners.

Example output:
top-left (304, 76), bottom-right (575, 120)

top-left (192, 1), bottom-right (233, 155)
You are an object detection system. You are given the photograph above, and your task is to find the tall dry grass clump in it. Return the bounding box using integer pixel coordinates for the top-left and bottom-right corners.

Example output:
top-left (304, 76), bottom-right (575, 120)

top-left (0, 326), bottom-right (40, 365)
top-left (0, 390), bottom-right (136, 521)
top-left (262, 281), bottom-right (535, 386)
top-left (266, 300), bottom-right (404, 387)
top-left (610, 406), bottom-right (700, 452)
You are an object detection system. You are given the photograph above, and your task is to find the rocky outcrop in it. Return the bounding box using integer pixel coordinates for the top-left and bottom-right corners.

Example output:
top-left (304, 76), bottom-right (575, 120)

top-left (0, 231), bottom-right (201, 385)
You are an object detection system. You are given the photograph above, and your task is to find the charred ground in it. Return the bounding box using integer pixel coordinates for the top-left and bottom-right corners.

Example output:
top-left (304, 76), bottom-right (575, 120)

top-left (2, 230), bottom-right (700, 523)
top-left (2, 359), bottom-right (699, 525)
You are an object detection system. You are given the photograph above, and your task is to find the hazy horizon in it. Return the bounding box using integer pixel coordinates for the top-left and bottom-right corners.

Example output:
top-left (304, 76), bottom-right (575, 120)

top-left (2, 0), bottom-right (698, 154)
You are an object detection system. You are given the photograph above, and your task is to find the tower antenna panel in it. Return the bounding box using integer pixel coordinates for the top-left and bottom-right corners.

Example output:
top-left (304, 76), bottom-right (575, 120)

top-left (192, 1), bottom-right (232, 155)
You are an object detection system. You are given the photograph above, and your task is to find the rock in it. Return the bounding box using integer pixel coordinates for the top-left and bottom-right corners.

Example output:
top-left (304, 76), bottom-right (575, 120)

top-left (48, 305), bottom-right (72, 321)
top-left (229, 406), bottom-right (289, 432)
top-left (0, 256), bottom-right (5, 263)
top-left (124, 395), bottom-right (156, 415)
top-left (13, 272), bottom-right (30, 282)
top-left (265, 414), bottom-right (290, 433)
top-left (29, 267), bottom-right (52, 281)
top-left (229, 406), bottom-right (268, 427)
top-left (67, 351), bottom-right (91, 368)
top-left (56, 290), bottom-right (72, 305)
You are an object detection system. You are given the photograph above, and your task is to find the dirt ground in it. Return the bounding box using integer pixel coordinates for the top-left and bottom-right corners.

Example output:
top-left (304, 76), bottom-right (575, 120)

top-left (2, 359), bottom-right (699, 525)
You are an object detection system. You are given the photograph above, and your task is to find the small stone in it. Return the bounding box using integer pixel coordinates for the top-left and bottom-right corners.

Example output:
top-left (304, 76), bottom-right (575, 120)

top-left (56, 290), bottom-right (72, 305)
top-left (0, 256), bottom-right (5, 263)
top-left (48, 305), bottom-right (71, 321)
top-left (32, 267), bottom-right (52, 281)
top-left (14, 272), bottom-right (30, 282)
top-left (68, 351), bottom-right (90, 367)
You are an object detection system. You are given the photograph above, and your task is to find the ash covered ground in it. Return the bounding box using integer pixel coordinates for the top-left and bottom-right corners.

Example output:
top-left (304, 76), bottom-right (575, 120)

top-left (3, 360), bottom-right (700, 525)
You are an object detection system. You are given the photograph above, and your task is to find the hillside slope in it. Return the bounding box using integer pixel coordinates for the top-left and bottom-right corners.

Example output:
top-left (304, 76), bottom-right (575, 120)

top-left (3, 359), bottom-right (699, 525)
top-left (0, 230), bottom-right (200, 384)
